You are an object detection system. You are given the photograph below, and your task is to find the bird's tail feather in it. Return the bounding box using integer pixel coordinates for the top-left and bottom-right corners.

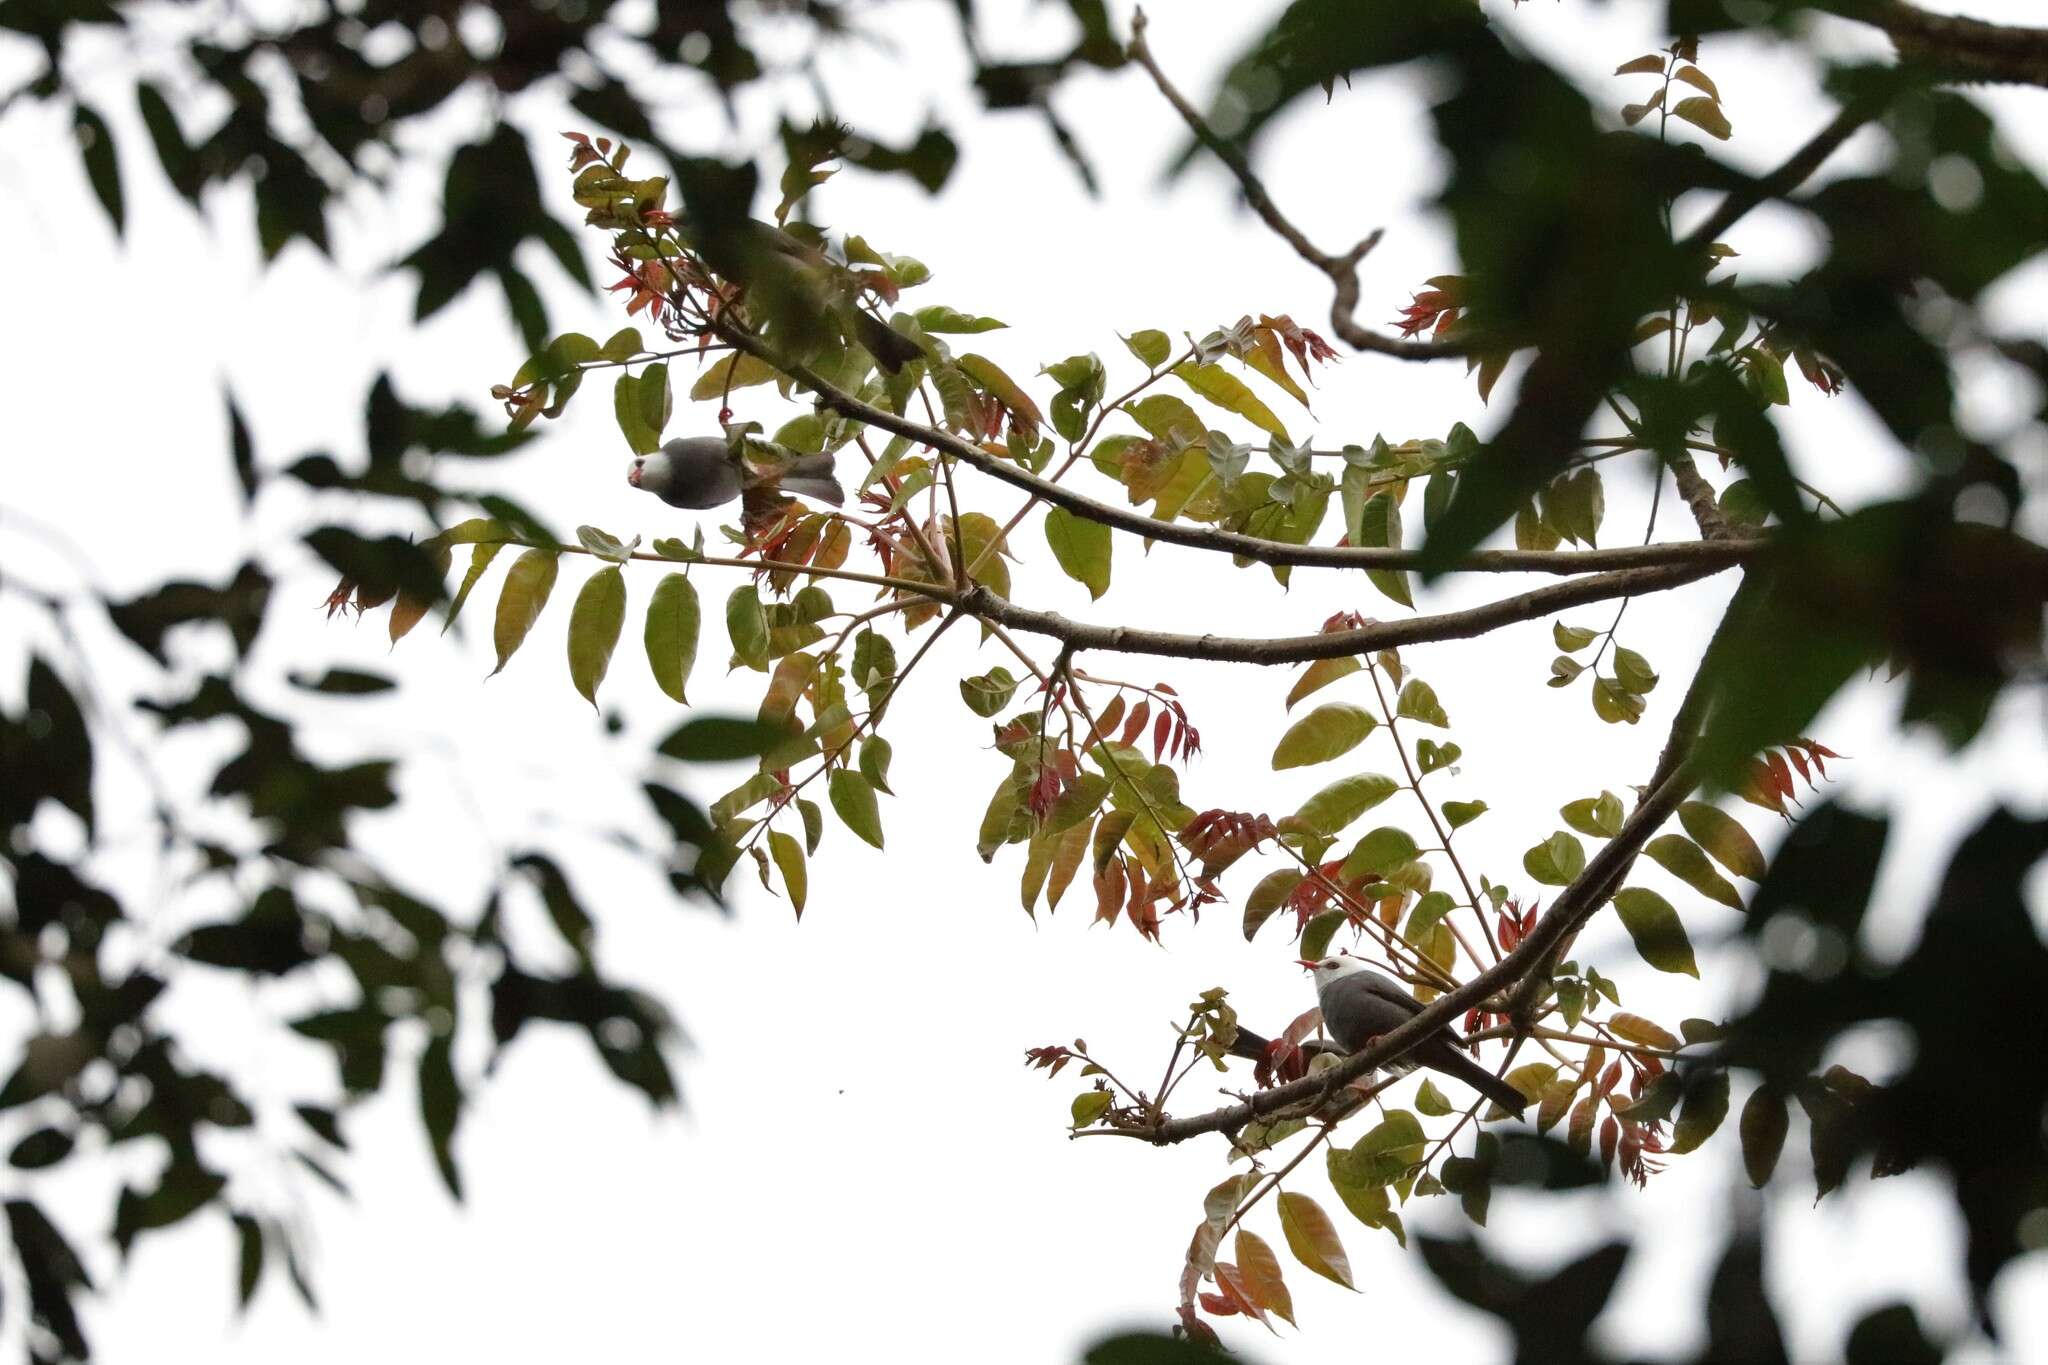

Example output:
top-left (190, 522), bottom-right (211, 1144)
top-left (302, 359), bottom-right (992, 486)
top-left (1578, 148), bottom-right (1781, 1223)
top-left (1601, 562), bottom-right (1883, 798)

top-left (781, 452), bottom-right (844, 506)
top-left (1426, 1041), bottom-right (1528, 1115)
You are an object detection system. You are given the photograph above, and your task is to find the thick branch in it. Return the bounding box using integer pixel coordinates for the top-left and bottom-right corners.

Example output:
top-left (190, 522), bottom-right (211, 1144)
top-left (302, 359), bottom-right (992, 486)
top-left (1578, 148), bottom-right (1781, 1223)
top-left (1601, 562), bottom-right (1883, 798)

top-left (1662, 446), bottom-right (1734, 542)
top-left (719, 324), bottom-right (1762, 577)
top-left (1142, 761), bottom-right (1700, 1145)
top-left (1678, 101), bottom-right (1878, 254)
top-left (963, 559), bottom-right (1732, 665)
top-left (1835, 0), bottom-right (2048, 87)
top-left (1126, 10), bottom-right (1476, 363)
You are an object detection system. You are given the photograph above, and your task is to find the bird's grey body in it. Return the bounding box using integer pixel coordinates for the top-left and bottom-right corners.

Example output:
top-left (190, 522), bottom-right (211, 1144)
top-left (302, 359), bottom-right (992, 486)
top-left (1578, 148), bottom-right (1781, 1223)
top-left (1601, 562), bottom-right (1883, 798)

top-left (1311, 960), bottom-right (1527, 1114)
top-left (628, 437), bottom-right (844, 509)
top-left (1228, 957), bottom-right (1529, 1113)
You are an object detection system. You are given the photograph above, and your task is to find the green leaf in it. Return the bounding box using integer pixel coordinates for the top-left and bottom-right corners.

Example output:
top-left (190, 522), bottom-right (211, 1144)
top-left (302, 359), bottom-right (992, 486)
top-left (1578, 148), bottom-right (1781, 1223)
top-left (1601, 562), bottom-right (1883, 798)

top-left (850, 629), bottom-right (897, 703)
top-left (1403, 890), bottom-right (1457, 945)
top-left (1175, 362), bottom-right (1289, 442)
top-left (829, 768), bottom-right (884, 848)
top-left (1043, 507), bottom-right (1112, 600)
top-left (443, 542), bottom-right (504, 634)
top-left (566, 565), bottom-right (626, 708)
top-left (1522, 830), bottom-right (1586, 886)
top-left (1671, 1070), bottom-right (1731, 1153)
top-left (1070, 1089), bottom-right (1113, 1129)
top-left (1739, 1086), bottom-right (1788, 1187)
top-left (613, 364), bottom-right (671, 454)
top-left (958, 353), bottom-right (1045, 430)
top-left (600, 327), bottom-right (644, 362)
top-left (859, 736), bottom-right (893, 795)
top-left (913, 305), bottom-right (1006, 334)
top-left (1553, 622), bottom-right (1598, 652)
top-left (960, 667), bottom-right (1021, 717)
top-left (1679, 802), bottom-right (1767, 880)
top-left (1342, 826), bottom-right (1420, 879)
top-left (1612, 886), bottom-right (1700, 976)
top-left (1272, 704), bottom-right (1378, 770)
top-left (1046, 771), bottom-right (1111, 833)
top-left (1395, 679), bottom-right (1449, 728)
top-left (1561, 791), bottom-right (1625, 839)
top-left (1441, 800), bottom-right (1488, 829)
top-left (1299, 909), bottom-right (1346, 962)
top-left (490, 549), bottom-right (559, 675)
top-left (768, 829), bottom-right (807, 917)
top-left (644, 573), bottom-right (701, 704)
top-left (1243, 869), bottom-right (1303, 941)
top-left (1276, 1192), bottom-right (1354, 1289)
top-left (1286, 657), bottom-right (1360, 710)
top-left (1612, 646), bottom-right (1659, 694)
top-left (1591, 675), bottom-right (1645, 724)
top-left (1414, 1079), bottom-right (1454, 1117)
top-left (726, 585), bottom-right (770, 672)
top-left (1124, 329), bottom-right (1171, 368)
top-left (1414, 739), bottom-right (1460, 773)
top-left (1353, 486), bottom-right (1412, 608)
top-left (1291, 773), bottom-right (1399, 837)
top-left (1644, 835), bottom-right (1744, 910)
top-left (658, 716), bottom-right (786, 762)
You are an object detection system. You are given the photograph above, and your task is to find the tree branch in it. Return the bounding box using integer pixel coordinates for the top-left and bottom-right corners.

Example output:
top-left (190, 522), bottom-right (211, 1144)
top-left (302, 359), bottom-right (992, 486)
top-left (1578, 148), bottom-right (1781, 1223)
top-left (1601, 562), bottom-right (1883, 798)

top-left (1139, 761), bottom-right (1699, 1145)
top-left (960, 559), bottom-right (1732, 665)
top-left (1833, 0), bottom-right (2048, 87)
top-left (1677, 100), bottom-right (1879, 255)
top-left (716, 321), bottom-right (1762, 577)
top-left (1127, 10), bottom-right (1479, 363)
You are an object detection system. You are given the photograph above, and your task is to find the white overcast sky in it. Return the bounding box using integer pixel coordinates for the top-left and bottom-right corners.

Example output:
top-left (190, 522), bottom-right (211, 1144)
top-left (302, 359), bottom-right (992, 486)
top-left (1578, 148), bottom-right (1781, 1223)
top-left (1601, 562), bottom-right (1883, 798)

top-left (3, 1), bottom-right (2046, 1361)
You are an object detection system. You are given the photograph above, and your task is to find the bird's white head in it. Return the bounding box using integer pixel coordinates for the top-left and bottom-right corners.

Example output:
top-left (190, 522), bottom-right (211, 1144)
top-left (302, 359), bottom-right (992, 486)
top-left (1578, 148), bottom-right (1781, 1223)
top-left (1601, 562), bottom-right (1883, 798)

top-left (1297, 954), bottom-right (1374, 989)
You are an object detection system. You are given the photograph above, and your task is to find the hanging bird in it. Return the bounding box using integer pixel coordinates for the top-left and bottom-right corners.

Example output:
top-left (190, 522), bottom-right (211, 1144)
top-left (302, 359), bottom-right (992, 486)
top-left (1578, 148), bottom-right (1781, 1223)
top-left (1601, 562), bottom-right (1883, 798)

top-left (627, 437), bottom-right (844, 509)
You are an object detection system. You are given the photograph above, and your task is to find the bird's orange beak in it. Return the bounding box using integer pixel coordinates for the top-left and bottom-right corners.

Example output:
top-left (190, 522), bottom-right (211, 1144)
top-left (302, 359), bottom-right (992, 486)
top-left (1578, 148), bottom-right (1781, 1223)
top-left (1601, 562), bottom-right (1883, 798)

top-left (626, 461), bottom-right (643, 487)
top-left (1295, 959), bottom-right (1319, 971)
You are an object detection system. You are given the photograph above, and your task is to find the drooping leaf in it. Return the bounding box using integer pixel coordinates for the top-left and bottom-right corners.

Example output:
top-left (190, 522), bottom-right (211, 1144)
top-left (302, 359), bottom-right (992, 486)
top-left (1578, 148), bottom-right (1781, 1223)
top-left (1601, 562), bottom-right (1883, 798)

top-left (1612, 886), bottom-right (1700, 977)
top-left (1671, 1070), bottom-right (1731, 1153)
top-left (829, 768), bottom-right (884, 848)
top-left (769, 829), bottom-right (807, 917)
top-left (1395, 679), bottom-right (1449, 727)
top-left (1276, 1191), bottom-right (1354, 1290)
top-left (1234, 1228), bottom-right (1296, 1326)
top-left (1679, 802), bottom-right (1767, 880)
top-left (1044, 507), bottom-right (1112, 599)
top-left (1739, 1085), bottom-right (1788, 1188)
top-left (1644, 834), bottom-right (1744, 910)
top-left (1272, 704), bottom-right (1379, 770)
top-left (726, 585), bottom-right (770, 672)
top-left (490, 549), bottom-right (559, 674)
top-left (1286, 657), bottom-right (1361, 710)
top-left (566, 565), bottom-right (626, 708)
top-left (1292, 774), bottom-right (1399, 837)
top-left (1175, 362), bottom-right (1289, 442)
top-left (644, 573), bottom-right (701, 703)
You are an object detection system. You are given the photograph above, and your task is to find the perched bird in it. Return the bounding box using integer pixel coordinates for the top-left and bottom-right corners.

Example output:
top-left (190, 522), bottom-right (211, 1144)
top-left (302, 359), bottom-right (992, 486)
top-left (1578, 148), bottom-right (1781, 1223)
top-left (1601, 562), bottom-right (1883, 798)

top-left (1232, 956), bottom-right (1527, 1115)
top-left (1307, 955), bottom-right (1527, 1113)
top-left (627, 437), bottom-right (844, 510)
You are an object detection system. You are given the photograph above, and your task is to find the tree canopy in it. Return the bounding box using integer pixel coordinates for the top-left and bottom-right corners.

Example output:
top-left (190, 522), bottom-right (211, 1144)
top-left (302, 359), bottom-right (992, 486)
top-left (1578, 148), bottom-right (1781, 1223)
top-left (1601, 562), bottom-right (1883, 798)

top-left (2, 0), bottom-right (2045, 1360)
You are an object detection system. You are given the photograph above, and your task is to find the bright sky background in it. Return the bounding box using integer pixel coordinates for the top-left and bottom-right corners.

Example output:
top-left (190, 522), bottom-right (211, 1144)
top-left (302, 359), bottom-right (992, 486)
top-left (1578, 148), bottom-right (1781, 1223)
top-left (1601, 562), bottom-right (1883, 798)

top-left (3, 1), bottom-right (2045, 1360)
